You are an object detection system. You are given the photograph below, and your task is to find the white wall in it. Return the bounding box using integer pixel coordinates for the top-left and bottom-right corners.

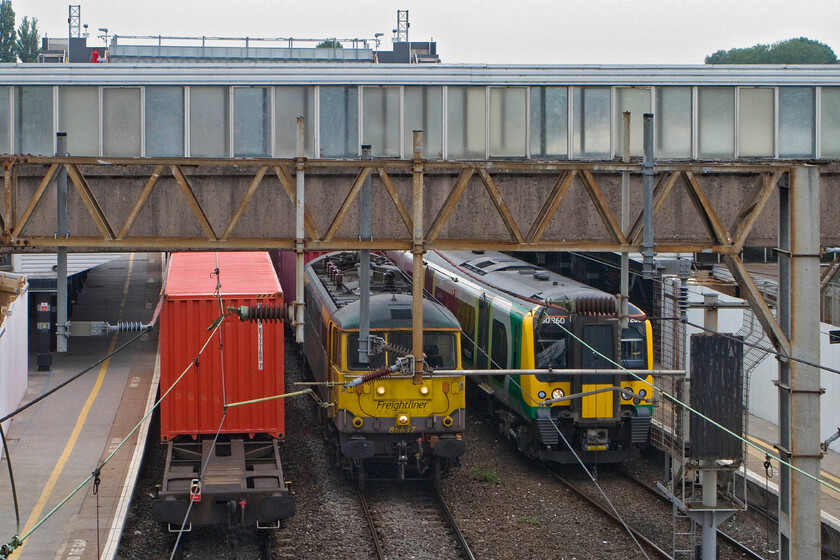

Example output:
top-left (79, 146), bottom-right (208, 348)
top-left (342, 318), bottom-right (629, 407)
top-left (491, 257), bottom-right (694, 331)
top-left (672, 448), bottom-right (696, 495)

top-left (0, 279), bottom-right (28, 459)
top-left (681, 280), bottom-right (840, 452)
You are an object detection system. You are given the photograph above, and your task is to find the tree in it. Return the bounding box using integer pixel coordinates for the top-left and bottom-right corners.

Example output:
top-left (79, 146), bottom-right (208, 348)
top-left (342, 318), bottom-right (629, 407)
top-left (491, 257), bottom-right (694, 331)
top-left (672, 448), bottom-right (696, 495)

top-left (0, 0), bottom-right (14, 63)
top-left (706, 37), bottom-right (837, 64)
top-left (316, 39), bottom-right (343, 49)
top-left (14, 15), bottom-right (39, 62)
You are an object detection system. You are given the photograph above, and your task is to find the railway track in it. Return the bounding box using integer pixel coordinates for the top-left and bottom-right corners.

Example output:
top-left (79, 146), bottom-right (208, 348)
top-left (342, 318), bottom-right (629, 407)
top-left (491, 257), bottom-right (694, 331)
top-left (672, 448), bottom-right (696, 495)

top-left (546, 467), bottom-right (672, 559)
top-left (358, 482), bottom-right (474, 560)
top-left (619, 468), bottom-right (768, 560)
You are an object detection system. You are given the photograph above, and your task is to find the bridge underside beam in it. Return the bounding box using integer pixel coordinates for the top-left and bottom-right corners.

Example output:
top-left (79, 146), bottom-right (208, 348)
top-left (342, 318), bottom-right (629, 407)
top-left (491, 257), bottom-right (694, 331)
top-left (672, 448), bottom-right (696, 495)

top-left (3, 157), bottom-right (828, 254)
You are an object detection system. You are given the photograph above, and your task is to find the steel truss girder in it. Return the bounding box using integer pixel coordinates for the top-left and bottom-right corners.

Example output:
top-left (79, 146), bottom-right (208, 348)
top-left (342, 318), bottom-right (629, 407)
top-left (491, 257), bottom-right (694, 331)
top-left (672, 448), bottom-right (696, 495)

top-left (1, 156), bottom-right (794, 255)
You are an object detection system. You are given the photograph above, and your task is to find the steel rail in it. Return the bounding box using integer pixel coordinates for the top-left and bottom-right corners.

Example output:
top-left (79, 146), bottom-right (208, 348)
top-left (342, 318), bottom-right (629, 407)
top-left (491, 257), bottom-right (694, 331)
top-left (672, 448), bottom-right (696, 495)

top-left (546, 468), bottom-right (672, 559)
top-left (433, 488), bottom-right (475, 560)
top-left (357, 489), bottom-right (385, 560)
top-left (619, 467), bottom-right (766, 560)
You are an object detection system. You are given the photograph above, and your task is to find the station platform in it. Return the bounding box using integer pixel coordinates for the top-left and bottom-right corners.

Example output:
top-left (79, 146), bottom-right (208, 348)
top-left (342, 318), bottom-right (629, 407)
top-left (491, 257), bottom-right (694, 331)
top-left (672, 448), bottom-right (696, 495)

top-left (0, 253), bottom-right (161, 560)
top-left (743, 413), bottom-right (840, 533)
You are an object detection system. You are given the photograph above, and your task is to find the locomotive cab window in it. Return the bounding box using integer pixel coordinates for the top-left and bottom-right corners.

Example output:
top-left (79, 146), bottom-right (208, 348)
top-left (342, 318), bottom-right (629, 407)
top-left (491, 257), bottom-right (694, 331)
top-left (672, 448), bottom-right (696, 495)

top-left (346, 333), bottom-right (387, 370)
top-left (621, 327), bottom-right (646, 369)
top-left (388, 332), bottom-right (457, 370)
top-left (534, 314), bottom-right (568, 381)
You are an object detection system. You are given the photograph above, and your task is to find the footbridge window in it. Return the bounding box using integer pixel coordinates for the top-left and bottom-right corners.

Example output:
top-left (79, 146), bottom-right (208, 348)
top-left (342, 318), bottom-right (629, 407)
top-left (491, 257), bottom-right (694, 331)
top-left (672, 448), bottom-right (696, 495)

top-left (319, 85), bottom-right (358, 158)
top-left (779, 87), bottom-right (815, 158)
top-left (104, 87), bottom-right (141, 156)
top-left (573, 87), bottom-right (610, 158)
top-left (447, 86), bottom-right (485, 159)
top-left (822, 87), bottom-right (840, 158)
top-left (59, 86), bottom-right (98, 156)
top-left (189, 86), bottom-right (230, 157)
top-left (698, 87), bottom-right (735, 158)
top-left (275, 86), bottom-right (314, 158)
top-left (738, 87), bottom-right (774, 158)
top-left (362, 86), bottom-right (400, 157)
top-left (489, 87), bottom-right (527, 157)
top-left (614, 87), bottom-right (651, 157)
top-left (233, 86), bottom-right (271, 157)
top-left (14, 86), bottom-right (53, 155)
top-left (655, 87), bottom-right (691, 158)
top-left (146, 86), bottom-right (185, 157)
top-left (530, 86), bottom-right (568, 158)
top-left (404, 86), bottom-right (442, 159)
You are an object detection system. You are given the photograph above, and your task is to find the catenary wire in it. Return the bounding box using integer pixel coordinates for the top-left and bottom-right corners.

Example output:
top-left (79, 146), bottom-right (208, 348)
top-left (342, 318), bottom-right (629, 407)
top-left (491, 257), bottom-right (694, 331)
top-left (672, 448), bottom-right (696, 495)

top-left (0, 316), bottom-right (225, 557)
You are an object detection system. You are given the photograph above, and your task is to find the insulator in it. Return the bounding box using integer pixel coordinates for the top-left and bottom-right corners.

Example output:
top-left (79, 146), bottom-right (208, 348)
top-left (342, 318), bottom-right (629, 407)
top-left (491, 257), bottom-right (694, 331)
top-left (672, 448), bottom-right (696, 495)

top-left (577, 296), bottom-right (617, 317)
top-left (355, 365), bottom-right (395, 385)
top-left (246, 304), bottom-right (283, 323)
top-left (335, 272), bottom-right (343, 287)
top-left (228, 304), bottom-right (283, 323)
top-left (678, 280), bottom-right (689, 320)
top-left (111, 321), bottom-right (146, 333)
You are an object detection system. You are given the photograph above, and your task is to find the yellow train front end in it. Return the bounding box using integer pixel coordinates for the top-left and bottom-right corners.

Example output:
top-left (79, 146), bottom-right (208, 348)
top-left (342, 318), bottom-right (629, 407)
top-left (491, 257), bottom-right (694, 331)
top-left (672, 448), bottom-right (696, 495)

top-left (509, 308), bottom-right (654, 462)
top-left (328, 326), bottom-right (466, 483)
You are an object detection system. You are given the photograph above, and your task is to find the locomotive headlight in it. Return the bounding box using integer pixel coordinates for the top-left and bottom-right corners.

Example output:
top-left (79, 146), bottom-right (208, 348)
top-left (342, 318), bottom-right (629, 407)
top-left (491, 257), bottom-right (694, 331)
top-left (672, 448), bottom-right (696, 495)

top-left (538, 391), bottom-right (547, 399)
top-left (397, 414), bottom-right (409, 425)
top-left (621, 389), bottom-right (632, 401)
top-left (551, 388), bottom-right (565, 400)
top-left (419, 386), bottom-right (429, 395)
top-left (638, 389), bottom-right (647, 399)
top-left (376, 385), bottom-right (386, 396)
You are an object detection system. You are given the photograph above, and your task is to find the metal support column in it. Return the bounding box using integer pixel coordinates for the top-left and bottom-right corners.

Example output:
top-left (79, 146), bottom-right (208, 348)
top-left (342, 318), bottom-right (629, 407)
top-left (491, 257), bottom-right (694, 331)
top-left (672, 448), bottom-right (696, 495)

top-left (641, 114), bottom-right (655, 279)
top-left (778, 165), bottom-right (822, 560)
top-left (358, 145), bottom-right (372, 365)
top-left (411, 131), bottom-right (425, 384)
top-left (700, 292), bottom-right (719, 560)
top-left (294, 117), bottom-right (306, 344)
top-left (56, 132), bottom-right (68, 353)
top-left (619, 111), bottom-right (630, 328)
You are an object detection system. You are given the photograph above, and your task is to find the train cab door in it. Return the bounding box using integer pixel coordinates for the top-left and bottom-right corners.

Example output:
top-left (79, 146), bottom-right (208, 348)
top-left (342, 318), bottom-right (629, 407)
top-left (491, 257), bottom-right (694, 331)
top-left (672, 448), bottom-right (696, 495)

top-left (476, 296), bottom-right (491, 369)
top-left (574, 317), bottom-right (620, 422)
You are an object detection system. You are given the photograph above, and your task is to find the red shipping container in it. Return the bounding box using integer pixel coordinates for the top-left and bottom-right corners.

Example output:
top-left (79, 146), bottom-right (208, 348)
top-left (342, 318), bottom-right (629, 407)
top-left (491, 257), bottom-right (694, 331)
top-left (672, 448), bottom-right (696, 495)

top-left (160, 252), bottom-right (284, 440)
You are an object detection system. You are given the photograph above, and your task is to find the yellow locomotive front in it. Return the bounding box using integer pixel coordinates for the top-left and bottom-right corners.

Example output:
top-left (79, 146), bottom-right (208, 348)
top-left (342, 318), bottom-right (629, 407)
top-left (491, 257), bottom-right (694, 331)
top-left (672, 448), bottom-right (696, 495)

top-left (302, 252), bottom-right (465, 485)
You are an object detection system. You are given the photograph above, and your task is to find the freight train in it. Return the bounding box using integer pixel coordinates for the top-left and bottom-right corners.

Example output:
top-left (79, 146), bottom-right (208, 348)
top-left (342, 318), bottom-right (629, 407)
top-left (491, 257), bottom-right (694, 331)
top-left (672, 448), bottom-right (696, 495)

top-left (388, 250), bottom-right (654, 464)
top-left (152, 252), bottom-right (295, 531)
top-left (296, 251), bottom-right (466, 486)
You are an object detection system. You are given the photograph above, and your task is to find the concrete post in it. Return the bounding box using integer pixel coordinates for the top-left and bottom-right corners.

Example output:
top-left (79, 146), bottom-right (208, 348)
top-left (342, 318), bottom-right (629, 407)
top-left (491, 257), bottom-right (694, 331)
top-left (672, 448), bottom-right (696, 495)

top-left (56, 132), bottom-right (68, 353)
top-left (779, 166), bottom-right (822, 560)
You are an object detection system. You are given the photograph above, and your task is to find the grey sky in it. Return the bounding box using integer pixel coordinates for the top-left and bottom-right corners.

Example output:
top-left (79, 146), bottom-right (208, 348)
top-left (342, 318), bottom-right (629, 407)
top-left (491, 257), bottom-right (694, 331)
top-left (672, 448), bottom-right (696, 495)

top-left (19, 0), bottom-right (840, 64)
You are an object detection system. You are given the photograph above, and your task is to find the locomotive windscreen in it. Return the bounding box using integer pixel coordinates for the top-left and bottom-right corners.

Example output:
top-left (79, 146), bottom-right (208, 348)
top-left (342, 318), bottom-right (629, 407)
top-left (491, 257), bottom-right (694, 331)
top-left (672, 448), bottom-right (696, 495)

top-left (621, 325), bottom-right (647, 369)
top-left (535, 314), bottom-right (569, 382)
top-left (346, 331), bottom-right (457, 370)
top-left (389, 332), bottom-right (457, 369)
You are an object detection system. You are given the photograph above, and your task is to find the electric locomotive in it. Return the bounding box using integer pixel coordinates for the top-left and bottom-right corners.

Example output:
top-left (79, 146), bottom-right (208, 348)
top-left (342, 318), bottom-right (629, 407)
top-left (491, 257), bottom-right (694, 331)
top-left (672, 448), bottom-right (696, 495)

top-left (301, 251), bottom-right (466, 486)
top-left (388, 250), bottom-right (653, 464)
